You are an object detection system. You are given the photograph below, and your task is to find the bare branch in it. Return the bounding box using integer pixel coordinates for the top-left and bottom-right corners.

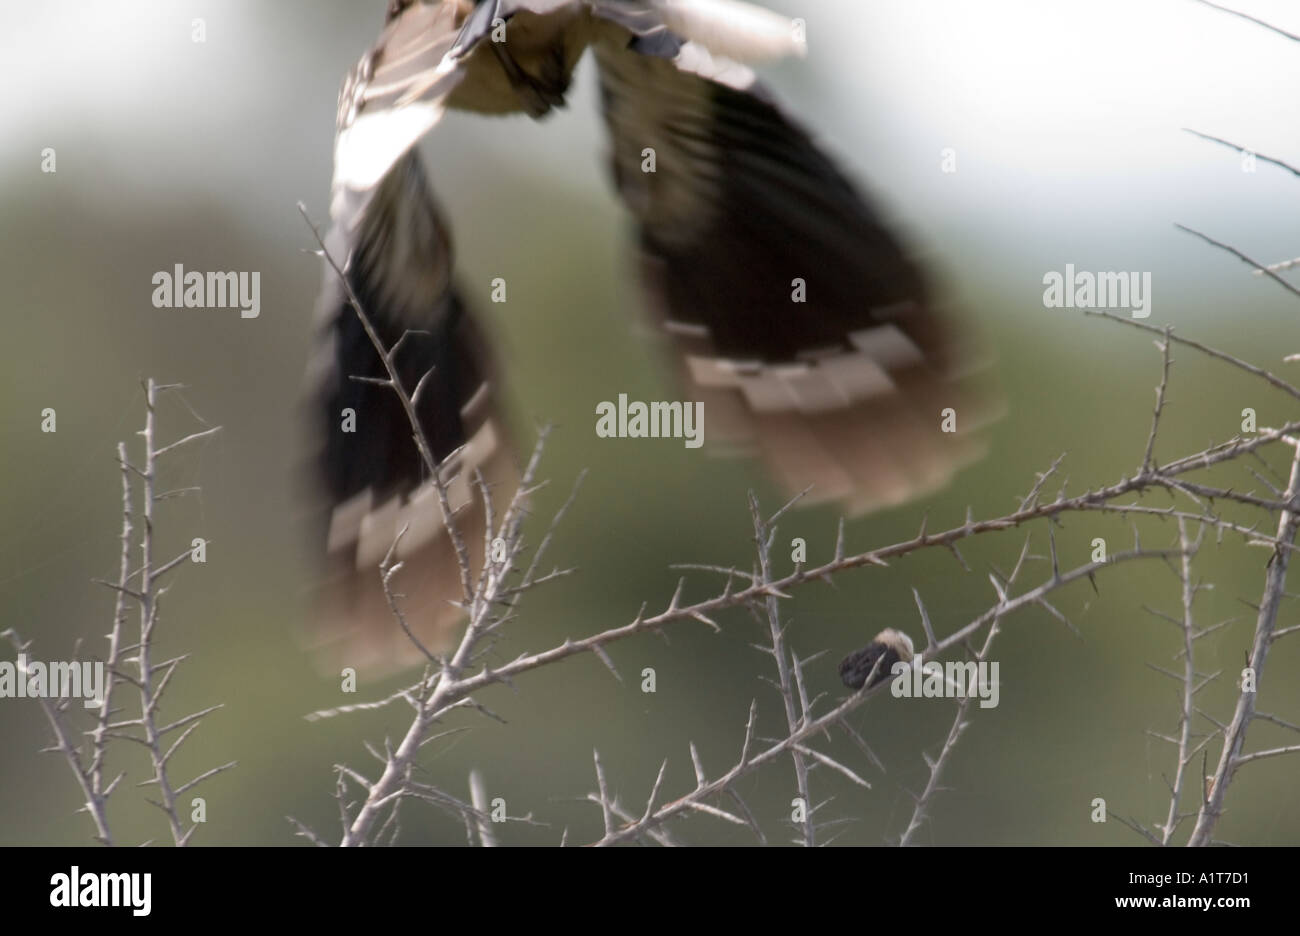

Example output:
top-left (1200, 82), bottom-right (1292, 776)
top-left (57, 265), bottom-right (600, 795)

top-left (1189, 442), bottom-right (1300, 844)
top-left (1175, 224), bottom-right (1300, 301)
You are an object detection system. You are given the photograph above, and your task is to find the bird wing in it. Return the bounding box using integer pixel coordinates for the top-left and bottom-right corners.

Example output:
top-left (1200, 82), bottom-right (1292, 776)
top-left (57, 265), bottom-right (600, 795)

top-left (305, 146), bottom-right (517, 673)
top-left (330, 1), bottom-right (473, 206)
top-left (304, 0), bottom-right (587, 671)
top-left (305, 0), bottom-right (524, 671)
top-left (589, 11), bottom-right (992, 512)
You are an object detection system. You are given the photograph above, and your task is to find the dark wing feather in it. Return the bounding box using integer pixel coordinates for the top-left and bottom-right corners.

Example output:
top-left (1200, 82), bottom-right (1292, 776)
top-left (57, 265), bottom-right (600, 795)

top-left (839, 641), bottom-right (903, 690)
top-left (306, 154), bottom-right (514, 672)
top-left (591, 23), bottom-right (991, 511)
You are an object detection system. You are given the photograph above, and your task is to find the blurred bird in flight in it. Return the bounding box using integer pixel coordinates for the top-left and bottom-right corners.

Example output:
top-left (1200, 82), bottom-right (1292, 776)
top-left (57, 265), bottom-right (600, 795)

top-left (304, 0), bottom-right (990, 667)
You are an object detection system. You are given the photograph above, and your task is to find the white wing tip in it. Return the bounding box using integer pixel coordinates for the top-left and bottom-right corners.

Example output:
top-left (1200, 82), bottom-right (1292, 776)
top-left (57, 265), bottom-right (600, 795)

top-left (331, 102), bottom-right (445, 195)
top-left (656, 0), bottom-right (809, 63)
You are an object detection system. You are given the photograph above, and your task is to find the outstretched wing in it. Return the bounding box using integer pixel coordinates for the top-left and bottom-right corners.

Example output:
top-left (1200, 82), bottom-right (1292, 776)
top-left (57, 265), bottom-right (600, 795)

top-left (305, 148), bottom-right (516, 672)
top-left (590, 14), bottom-right (990, 512)
top-left (306, 122), bottom-right (515, 670)
top-left (303, 0), bottom-right (592, 671)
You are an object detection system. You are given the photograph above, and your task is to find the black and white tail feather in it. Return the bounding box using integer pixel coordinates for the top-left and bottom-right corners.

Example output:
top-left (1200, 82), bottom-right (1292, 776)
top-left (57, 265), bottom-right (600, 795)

top-left (305, 0), bottom-right (993, 668)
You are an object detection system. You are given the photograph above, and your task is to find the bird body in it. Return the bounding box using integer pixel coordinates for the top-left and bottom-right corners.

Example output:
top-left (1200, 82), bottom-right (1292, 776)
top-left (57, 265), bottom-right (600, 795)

top-left (446, 2), bottom-right (590, 116)
top-left (839, 629), bottom-right (915, 691)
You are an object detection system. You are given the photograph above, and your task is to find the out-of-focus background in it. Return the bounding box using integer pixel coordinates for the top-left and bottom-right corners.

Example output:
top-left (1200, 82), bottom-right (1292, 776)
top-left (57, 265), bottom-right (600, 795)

top-left (1, 0), bottom-right (1297, 845)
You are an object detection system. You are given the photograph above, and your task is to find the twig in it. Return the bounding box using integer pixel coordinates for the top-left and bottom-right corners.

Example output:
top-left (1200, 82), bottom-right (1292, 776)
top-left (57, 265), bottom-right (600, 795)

top-left (1160, 519), bottom-right (1203, 845)
top-left (1188, 0), bottom-right (1300, 44)
top-left (898, 537), bottom-right (1028, 845)
top-left (134, 379), bottom-right (186, 846)
top-left (747, 491), bottom-right (814, 845)
top-left (1188, 441), bottom-right (1300, 844)
top-left (2, 630), bottom-right (114, 844)
top-left (1182, 128), bottom-right (1300, 179)
top-left (1175, 224), bottom-right (1300, 301)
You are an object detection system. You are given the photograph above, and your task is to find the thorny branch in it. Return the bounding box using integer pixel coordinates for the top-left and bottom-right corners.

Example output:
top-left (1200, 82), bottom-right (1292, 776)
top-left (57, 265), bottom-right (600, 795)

top-left (12, 380), bottom-right (233, 845)
top-left (897, 538), bottom-right (1029, 846)
top-left (748, 491), bottom-right (818, 846)
top-left (1189, 439), bottom-right (1300, 845)
top-left (298, 191), bottom-right (1300, 845)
